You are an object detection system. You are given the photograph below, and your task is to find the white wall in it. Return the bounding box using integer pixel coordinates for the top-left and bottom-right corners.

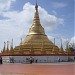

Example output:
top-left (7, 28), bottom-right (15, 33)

top-left (2, 56), bottom-right (75, 63)
top-left (12, 56), bottom-right (74, 63)
top-left (2, 56), bottom-right (10, 63)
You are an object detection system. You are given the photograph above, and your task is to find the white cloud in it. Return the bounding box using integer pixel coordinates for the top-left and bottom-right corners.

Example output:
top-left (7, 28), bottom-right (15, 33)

top-left (1, 2), bottom-right (64, 33)
top-left (0, 2), bottom-right (64, 51)
top-left (52, 2), bottom-right (67, 9)
top-left (0, 0), bottom-right (16, 12)
top-left (38, 6), bottom-right (64, 31)
top-left (52, 10), bottom-right (57, 15)
top-left (69, 36), bottom-right (75, 44)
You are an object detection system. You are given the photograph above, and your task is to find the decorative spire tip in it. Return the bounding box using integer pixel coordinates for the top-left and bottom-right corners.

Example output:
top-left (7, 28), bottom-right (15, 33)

top-left (35, 0), bottom-right (38, 10)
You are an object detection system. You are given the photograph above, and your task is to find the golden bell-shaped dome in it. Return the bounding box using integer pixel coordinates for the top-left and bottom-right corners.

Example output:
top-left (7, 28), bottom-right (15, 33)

top-left (29, 3), bottom-right (45, 35)
top-left (22, 3), bottom-right (53, 46)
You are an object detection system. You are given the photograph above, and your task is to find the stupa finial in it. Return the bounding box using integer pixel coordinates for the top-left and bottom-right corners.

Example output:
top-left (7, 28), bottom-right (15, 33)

top-left (7, 41), bottom-right (9, 50)
top-left (61, 39), bottom-right (63, 48)
top-left (3, 41), bottom-right (6, 51)
top-left (54, 38), bottom-right (55, 45)
top-left (10, 39), bottom-right (13, 50)
top-left (35, 0), bottom-right (38, 10)
top-left (35, 0), bottom-right (38, 11)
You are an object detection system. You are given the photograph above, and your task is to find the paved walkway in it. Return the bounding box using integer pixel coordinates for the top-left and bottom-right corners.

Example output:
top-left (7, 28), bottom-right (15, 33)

top-left (0, 63), bottom-right (75, 75)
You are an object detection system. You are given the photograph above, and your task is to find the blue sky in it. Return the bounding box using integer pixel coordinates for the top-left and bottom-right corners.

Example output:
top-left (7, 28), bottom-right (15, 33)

top-left (0, 0), bottom-right (74, 51)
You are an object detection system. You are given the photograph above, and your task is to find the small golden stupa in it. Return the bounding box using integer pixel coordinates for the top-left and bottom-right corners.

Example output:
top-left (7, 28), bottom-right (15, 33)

top-left (2, 2), bottom-right (72, 55)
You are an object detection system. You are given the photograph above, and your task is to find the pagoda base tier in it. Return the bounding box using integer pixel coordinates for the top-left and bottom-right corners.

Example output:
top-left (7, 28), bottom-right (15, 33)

top-left (1, 54), bottom-right (75, 63)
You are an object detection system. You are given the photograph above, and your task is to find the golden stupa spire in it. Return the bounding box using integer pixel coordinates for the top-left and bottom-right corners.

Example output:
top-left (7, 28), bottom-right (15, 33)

top-left (66, 40), bottom-right (71, 54)
top-left (7, 41), bottom-right (9, 50)
top-left (20, 38), bottom-right (22, 46)
top-left (10, 39), bottom-right (13, 50)
top-left (3, 41), bottom-right (6, 50)
top-left (3, 41), bottom-right (6, 53)
top-left (19, 38), bottom-right (23, 54)
top-left (35, 0), bottom-right (38, 11)
top-left (66, 40), bottom-right (69, 49)
top-left (6, 41), bottom-right (9, 53)
top-left (60, 39), bottom-right (64, 53)
top-left (54, 38), bottom-right (55, 45)
top-left (61, 39), bottom-right (63, 49)
top-left (4, 41), bottom-right (9, 54)
top-left (29, 1), bottom-right (45, 35)
top-left (33, 0), bottom-right (40, 26)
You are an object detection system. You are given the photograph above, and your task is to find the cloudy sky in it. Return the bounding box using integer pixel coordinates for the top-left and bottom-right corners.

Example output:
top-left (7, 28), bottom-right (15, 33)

top-left (0, 0), bottom-right (74, 51)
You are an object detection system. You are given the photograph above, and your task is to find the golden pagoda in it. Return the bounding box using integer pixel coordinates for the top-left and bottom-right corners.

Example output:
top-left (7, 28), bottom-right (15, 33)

top-left (59, 39), bottom-right (64, 54)
top-left (65, 41), bottom-right (72, 54)
top-left (2, 2), bottom-right (60, 55)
